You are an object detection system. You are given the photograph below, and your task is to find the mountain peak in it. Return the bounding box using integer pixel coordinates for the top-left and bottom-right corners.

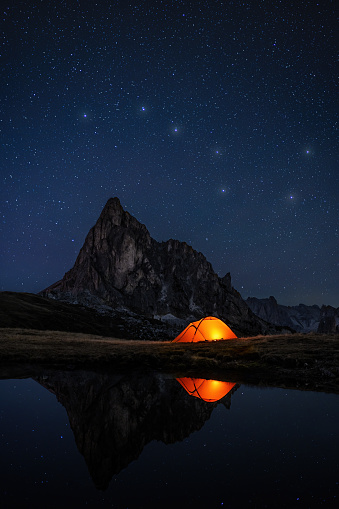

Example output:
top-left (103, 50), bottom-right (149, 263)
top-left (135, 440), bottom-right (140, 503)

top-left (99, 196), bottom-right (124, 223)
top-left (102, 196), bottom-right (122, 212)
top-left (40, 198), bottom-right (277, 336)
top-left (97, 197), bottom-right (149, 235)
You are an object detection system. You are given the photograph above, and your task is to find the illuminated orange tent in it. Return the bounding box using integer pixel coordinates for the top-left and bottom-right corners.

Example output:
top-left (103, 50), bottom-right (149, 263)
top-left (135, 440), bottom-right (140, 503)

top-left (177, 378), bottom-right (236, 402)
top-left (172, 316), bottom-right (237, 343)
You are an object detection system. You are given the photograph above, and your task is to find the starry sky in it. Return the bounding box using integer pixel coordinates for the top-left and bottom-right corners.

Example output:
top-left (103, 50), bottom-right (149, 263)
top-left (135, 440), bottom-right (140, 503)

top-left (1, 0), bottom-right (338, 307)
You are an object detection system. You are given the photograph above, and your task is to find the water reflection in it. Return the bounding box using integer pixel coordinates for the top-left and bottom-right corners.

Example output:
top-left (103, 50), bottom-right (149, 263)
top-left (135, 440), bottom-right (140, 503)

top-left (34, 371), bottom-right (238, 490)
top-left (177, 378), bottom-right (236, 402)
top-left (2, 372), bottom-right (339, 508)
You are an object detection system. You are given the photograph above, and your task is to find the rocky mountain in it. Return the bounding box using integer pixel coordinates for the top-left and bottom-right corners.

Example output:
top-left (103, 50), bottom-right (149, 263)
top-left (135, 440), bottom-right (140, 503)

top-left (40, 197), bottom-right (279, 337)
top-left (35, 370), bottom-right (238, 490)
top-left (246, 296), bottom-right (339, 333)
top-left (317, 305), bottom-right (339, 333)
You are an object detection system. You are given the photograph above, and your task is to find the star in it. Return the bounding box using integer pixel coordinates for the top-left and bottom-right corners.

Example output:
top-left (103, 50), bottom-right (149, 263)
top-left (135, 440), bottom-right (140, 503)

top-left (1, 0), bottom-right (337, 308)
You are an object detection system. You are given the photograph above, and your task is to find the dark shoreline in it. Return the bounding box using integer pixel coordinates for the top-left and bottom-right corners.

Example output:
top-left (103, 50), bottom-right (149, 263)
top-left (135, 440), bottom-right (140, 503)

top-left (1, 328), bottom-right (338, 394)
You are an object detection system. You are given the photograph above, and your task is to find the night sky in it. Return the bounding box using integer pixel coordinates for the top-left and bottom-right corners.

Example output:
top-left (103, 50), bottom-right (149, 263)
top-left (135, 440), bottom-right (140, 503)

top-left (1, 0), bottom-right (338, 307)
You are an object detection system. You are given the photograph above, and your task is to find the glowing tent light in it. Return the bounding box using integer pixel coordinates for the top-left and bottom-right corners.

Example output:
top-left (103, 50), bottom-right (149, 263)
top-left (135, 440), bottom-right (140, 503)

top-left (172, 316), bottom-right (237, 343)
top-left (177, 378), bottom-right (236, 402)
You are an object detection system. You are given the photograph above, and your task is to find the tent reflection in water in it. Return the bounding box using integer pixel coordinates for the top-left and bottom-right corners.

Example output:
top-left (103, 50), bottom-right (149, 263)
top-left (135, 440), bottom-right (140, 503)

top-left (177, 378), bottom-right (236, 402)
top-left (172, 316), bottom-right (237, 343)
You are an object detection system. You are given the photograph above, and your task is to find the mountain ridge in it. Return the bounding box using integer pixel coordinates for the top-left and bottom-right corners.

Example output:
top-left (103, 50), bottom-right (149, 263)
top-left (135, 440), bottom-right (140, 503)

top-left (246, 296), bottom-right (339, 333)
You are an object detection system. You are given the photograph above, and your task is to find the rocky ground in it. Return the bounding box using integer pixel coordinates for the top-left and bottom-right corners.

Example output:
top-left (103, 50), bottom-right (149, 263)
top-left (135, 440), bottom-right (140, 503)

top-left (0, 328), bottom-right (338, 394)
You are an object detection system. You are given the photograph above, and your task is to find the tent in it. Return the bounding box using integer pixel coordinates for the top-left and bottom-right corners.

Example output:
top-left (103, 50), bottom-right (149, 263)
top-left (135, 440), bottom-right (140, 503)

top-left (177, 378), bottom-right (236, 402)
top-left (172, 316), bottom-right (237, 343)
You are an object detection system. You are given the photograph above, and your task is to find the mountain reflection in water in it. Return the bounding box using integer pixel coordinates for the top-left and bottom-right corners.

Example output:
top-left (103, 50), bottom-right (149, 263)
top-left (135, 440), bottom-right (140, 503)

top-left (35, 371), bottom-right (238, 490)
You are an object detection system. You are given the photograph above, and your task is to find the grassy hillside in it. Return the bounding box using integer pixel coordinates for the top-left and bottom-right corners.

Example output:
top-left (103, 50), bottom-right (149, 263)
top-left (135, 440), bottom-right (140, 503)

top-left (0, 291), bottom-right (176, 340)
top-left (0, 291), bottom-right (125, 336)
top-left (0, 328), bottom-right (338, 394)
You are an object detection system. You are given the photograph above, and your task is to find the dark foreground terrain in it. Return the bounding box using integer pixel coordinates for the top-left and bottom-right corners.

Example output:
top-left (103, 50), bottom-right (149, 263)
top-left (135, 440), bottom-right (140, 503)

top-left (0, 291), bottom-right (180, 340)
top-left (0, 328), bottom-right (338, 394)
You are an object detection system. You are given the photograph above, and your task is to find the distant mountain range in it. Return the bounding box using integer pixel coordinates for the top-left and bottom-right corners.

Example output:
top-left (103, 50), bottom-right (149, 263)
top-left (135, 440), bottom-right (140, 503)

top-left (246, 296), bottom-right (339, 333)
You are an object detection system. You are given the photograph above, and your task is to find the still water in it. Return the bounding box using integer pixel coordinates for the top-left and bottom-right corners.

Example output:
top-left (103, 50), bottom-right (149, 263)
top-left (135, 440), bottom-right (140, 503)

top-left (0, 370), bottom-right (338, 509)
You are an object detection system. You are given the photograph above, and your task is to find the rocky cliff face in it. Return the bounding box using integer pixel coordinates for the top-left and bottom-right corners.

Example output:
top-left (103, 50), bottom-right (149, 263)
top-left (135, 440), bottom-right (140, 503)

top-left (318, 305), bottom-right (339, 333)
top-left (41, 197), bottom-right (276, 336)
top-left (247, 296), bottom-right (339, 333)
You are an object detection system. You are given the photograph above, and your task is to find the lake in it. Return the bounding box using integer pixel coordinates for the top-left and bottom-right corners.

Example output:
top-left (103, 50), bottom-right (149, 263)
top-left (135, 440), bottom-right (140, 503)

top-left (0, 370), bottom-right (338, 508)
